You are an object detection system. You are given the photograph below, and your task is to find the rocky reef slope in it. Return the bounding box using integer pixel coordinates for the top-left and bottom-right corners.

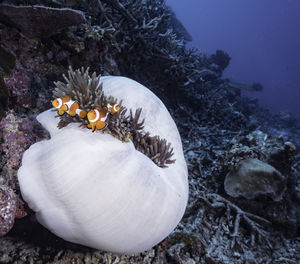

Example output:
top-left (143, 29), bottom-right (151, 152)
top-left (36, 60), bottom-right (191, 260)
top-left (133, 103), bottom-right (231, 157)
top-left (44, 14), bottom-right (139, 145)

top-left (0, 0), bottom-right (299, 263)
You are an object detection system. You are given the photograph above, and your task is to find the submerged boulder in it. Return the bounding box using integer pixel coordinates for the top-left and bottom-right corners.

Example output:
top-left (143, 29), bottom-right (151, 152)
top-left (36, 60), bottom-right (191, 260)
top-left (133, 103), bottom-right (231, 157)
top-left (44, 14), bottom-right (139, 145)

top-left (224, 158), bottom-right (286, 201)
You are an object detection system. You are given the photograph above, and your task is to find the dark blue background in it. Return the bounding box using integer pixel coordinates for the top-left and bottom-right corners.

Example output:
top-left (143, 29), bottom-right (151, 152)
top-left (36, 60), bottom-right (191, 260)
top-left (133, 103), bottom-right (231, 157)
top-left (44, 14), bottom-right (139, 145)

top-left (167, 0), bottom-right (300, 120)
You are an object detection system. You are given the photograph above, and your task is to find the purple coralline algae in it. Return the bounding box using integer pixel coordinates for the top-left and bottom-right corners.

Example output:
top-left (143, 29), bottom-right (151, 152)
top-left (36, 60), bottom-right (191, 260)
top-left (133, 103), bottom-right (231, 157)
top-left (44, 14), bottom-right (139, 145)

top-left (4, 69), bottom-right (32, 109)
top-left (0, 110), bottom-right (47, 184)
top-left (0, 185), bottom-right (16, 237)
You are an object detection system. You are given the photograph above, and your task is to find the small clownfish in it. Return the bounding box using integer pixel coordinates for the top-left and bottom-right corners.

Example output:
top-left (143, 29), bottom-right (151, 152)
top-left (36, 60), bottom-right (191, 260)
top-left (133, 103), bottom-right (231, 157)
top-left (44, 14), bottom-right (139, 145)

top-left (87, 103), bottom-right (120, 132)
top-left (87, 106), bottom-right (109, 132)
top-left (52, 95), bottom-right (87, 119)
top-left (107, 103), bottom-right (120, 114)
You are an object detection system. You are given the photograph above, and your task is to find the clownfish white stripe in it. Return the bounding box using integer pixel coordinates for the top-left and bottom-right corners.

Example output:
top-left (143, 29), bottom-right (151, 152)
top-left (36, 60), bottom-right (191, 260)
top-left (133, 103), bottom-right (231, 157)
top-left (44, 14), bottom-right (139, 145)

top-left (65, 99), bottom-right (75, 113)
top-left (90, 109), bottom-right (100, 123)
top-left (56, 98), bottom-right (63, 109)
top-left (113, 105), bottom-right (118, 112)
top-left (76, 109), bottom-right (83, 115)
top-left (100, 112), bottom-right (109, 122)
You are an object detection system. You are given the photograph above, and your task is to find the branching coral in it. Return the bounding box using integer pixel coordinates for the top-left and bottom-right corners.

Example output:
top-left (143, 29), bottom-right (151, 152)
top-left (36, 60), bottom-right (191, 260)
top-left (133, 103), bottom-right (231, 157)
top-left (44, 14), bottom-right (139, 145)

top-left (53, 67), bottom-right (175, 168)
top-left (202, 193), bottom-right (272, 247)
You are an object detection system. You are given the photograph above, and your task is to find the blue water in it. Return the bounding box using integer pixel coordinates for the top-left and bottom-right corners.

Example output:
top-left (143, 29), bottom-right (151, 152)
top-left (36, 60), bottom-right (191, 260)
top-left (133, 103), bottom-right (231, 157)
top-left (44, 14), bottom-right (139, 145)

top-left (167, 0), bottom-right (300, 120)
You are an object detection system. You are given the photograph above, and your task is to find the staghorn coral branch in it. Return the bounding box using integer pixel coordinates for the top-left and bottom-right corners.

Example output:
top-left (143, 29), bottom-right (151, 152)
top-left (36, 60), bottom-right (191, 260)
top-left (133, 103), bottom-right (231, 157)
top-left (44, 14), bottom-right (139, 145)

top-left (102, 0), bottom-right (137, 23)
top-left (139, 15), bottom-right (164, 30)
top-left (205, 193), bottom-right (271, 246)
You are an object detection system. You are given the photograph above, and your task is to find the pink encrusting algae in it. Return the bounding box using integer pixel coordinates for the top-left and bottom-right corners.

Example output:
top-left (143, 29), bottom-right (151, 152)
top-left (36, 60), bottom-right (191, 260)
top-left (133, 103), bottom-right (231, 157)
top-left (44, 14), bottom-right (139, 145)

top-left (0, 185), bottom-right (16, 236)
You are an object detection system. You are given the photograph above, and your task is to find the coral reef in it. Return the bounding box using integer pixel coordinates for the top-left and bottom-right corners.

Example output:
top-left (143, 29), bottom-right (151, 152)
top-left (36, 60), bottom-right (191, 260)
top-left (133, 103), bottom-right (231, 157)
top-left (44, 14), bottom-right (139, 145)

top-left (210, 49), bottom-right (231, 73)
top-left (0, 0), bottom-right (298, 263)
top-left (221, 130), bottom-right (296, 175)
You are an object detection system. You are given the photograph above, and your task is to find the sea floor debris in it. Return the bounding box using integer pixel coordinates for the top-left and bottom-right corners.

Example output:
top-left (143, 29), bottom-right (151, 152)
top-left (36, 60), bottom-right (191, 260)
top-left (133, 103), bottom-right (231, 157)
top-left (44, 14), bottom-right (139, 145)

top-left (1, 114), bottom-right (299, 263)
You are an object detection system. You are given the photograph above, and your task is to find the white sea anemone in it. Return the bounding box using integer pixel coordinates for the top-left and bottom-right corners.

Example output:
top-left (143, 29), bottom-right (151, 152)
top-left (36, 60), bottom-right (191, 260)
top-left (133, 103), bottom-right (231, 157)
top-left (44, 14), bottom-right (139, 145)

top-left (18, 76), bottom-right (188, 254)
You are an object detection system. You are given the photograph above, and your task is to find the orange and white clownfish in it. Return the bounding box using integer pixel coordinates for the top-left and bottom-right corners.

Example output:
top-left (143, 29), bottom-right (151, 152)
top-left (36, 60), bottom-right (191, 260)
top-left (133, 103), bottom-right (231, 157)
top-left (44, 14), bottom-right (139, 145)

top-left (87, 106), bottom-right (109, 132)
top-left (87, 103), bottom-right (120, 132)
top-left (52, 95), bottom-right (87, 119)
top-left (107, 103), bottom-right (120, 114)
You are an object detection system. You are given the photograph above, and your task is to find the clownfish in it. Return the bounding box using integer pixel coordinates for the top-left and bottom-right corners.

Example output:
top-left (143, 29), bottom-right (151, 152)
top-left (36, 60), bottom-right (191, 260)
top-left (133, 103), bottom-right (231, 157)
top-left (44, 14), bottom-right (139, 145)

top-left (107, 103), bottom-right (120, 114)
top-left (52, 95), bottom-right (87, 119)
top-left (87, 103), bottom-right (120, 132)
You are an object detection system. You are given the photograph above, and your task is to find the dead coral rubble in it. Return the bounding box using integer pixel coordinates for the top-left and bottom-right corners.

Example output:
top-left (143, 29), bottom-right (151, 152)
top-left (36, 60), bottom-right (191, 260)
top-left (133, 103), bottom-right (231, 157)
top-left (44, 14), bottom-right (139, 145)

top-left (181, 121), bottom-right (299, 263)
